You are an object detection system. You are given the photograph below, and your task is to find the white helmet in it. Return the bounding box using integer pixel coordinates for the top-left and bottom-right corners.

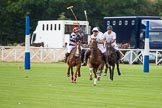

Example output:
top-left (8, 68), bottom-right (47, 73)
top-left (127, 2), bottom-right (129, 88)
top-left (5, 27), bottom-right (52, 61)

top-left (92, 27), bottom-right (99, 32)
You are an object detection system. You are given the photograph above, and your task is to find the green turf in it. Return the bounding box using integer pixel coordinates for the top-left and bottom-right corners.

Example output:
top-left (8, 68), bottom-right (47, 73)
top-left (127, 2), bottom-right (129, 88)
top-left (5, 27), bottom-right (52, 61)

top-left (0, 62), bottom-right (162, 108)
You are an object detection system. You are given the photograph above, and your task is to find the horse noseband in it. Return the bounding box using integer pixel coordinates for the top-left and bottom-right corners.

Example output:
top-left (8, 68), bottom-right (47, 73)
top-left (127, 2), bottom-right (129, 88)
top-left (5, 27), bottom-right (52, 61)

top-left (75, 52), bottom-right (80, 57)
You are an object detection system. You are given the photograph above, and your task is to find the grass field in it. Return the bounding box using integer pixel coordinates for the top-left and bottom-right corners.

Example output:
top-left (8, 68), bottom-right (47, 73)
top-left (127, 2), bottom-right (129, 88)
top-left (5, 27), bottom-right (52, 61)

top-left (0, 62), bottom-right (162, 108)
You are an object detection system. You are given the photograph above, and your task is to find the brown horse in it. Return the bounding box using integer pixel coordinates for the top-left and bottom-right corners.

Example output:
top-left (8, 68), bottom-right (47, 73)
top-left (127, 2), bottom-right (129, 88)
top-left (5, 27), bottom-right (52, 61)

top-left (103, 42), bottom-right (121, 81)
top-left (67, 42), bottom-right (82, 83)
top-left (89, 39), bottom-right (104, 86)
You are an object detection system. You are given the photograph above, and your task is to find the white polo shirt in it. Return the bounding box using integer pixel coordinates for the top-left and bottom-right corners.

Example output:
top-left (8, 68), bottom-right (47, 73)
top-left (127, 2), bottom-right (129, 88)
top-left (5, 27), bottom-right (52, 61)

top-left (103, 31), bottom-right (118, 50)
top-left (90, 32), bottom-right (106, 53)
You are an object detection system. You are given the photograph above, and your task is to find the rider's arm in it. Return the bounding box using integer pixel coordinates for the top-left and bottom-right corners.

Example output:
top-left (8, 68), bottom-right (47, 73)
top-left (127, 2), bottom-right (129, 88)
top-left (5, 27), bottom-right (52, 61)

top-left (97, 33), bottom-right (105, 44)
top-left (70, 34), bottom-right (76, 42)
top-left (97, 39), bottom-right (104, 44)
top-left (110, 32), bottom-right (116, 44)
top-left (100, 33), bottom-right (106, 43)
top-left (110, 39), bottom-right (116, 44)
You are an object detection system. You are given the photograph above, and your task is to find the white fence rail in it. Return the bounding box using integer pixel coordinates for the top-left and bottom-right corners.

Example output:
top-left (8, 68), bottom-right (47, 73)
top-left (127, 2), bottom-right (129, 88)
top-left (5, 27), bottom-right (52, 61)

top-left (0, 46), bottom-right (66, 62)
top-left (119, 49), bottom-right (162, 64)
top-left (0, 46), bottom-right (162, 64)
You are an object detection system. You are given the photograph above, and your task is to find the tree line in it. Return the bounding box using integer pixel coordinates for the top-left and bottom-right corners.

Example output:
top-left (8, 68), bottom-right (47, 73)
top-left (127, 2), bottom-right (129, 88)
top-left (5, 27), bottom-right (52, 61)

top-left (0, 0), bottom-right (162, 45)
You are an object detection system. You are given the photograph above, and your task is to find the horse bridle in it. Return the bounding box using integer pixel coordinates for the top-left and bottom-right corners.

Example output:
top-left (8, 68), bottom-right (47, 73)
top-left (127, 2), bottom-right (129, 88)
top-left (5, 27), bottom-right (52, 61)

top-left (74, 42), bottom-right (81, 57)
top-left (106, 41), bottom-right (111, 47)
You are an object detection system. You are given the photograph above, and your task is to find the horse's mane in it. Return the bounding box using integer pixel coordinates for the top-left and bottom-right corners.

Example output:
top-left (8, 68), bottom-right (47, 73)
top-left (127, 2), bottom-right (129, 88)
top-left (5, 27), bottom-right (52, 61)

top-left (105, 42), bottom-right (116, 54)
top-left (69, 43), bottom-right (81, 58)
top-left (70, 47), bottom-right (77, 55)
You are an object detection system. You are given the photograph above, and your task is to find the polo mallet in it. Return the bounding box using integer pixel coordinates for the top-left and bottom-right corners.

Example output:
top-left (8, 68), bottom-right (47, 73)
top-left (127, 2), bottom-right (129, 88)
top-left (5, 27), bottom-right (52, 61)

top-left (84, 10), bottom-right (88, 21)
top-left (67, 6), bottom-right (78, 21)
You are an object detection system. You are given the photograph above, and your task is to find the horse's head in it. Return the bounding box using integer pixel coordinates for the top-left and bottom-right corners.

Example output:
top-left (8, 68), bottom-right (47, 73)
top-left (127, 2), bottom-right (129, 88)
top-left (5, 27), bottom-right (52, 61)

top-left (105, 41), bottom-right (115, 55)
top-left (89, 39), bottom-right (97, 50)
top-left (75, 41), bottom-right (81, 57)
top-left (89, 39), bottom-right (98, 59)
top-left (105, 41), bottom-right (111, 50)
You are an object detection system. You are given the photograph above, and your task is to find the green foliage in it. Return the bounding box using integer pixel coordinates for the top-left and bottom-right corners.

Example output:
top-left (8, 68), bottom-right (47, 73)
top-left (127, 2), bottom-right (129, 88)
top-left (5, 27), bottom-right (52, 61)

top-left (0, 62), bottom-right (162, 108)
top-left (0, 0), bottom-right (162, 45)
top-left (58, 12), bottom-right (70, 20)
top-left (7, 43), bottom-right (18, 46)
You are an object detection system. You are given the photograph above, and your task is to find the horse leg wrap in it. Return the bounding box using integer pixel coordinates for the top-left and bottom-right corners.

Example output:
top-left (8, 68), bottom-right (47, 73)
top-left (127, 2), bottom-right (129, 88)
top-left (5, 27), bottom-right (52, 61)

top-left (94, 78), bottom-right (97, 86)
top-left (89, 68), bottom-right (93, 75)
top-left (96, 70), bottom-right (101, 76)
top-left (97, 70), bottom-right (101, 81)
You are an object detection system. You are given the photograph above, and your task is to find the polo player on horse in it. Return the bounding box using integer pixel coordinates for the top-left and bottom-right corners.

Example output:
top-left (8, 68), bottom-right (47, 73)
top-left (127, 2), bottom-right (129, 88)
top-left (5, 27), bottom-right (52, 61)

top-left (64, 27), bottom-right (82, 63)
top-left (81, 27), bottom-right (105, 66)
top-left (102, 25), bottom-right (121, 67)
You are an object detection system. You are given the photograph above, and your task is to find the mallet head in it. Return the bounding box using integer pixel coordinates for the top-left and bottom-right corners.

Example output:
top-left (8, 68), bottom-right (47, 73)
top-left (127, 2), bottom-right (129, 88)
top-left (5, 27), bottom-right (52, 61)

top-left (67, 6), bottom-right (73, 10)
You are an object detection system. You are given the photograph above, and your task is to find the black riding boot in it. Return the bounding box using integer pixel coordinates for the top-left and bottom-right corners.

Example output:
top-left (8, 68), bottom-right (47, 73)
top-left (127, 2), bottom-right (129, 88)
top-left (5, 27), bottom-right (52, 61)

top-left (64, 53), bottom-right (70, 63)
top-left (81, 49), bottom-right (90, 66)
top-left (81, 49), bottom-right (85, 63)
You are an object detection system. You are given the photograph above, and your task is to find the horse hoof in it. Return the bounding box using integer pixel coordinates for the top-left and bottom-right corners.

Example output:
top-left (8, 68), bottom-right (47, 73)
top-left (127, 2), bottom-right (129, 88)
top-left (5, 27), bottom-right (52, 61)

top-left (104, 73), bottom-right (107, 76)
top-left (110, 78), bottom-right (113, 81)
top-left (78, 74), bottom-right (81, 77)
top-left (93, 84), bottom-right (96, 86)
top-left (72, 81), bottom-right (76, 83)
top-left (89, 76), bottom-right (93, 80)
top-left (67, 74), bottom-right (70, 77)
top-left (97, 77), bottom-right (100, 81)
top-left (73, 81), bottom-right (77, 83)
top-left (72, 80), bottom-right (76, 83)
top-left (118, 73), bottom-right (121, 76)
